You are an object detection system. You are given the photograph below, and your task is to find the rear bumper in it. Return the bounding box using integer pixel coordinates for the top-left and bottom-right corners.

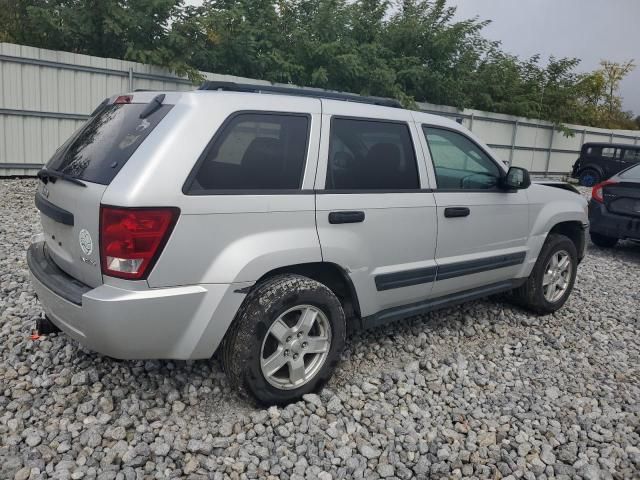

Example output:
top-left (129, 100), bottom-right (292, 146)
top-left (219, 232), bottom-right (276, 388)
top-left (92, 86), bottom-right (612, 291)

top-left (588, 201), bottom-right (640, 240)
top-left (27, 241), bottom-right (249, 360)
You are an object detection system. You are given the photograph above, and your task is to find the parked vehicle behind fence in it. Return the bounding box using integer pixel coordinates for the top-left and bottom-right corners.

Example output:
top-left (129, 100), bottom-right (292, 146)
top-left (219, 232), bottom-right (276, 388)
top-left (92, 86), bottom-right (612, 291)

top-left (28, 83), bottom-right (588, 404)
top-left (571, 142), bottom-right (640, 187)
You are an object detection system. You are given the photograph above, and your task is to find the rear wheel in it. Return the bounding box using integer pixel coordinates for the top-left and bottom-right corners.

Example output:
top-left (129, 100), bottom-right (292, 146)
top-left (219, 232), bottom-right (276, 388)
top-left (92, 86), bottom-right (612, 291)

top-left (222, 274), bottom-right (346, 405)
top-left (578, 168), bottom-right (600, 187)
top-left (511, 234), bottom-right (577, 314)
top-left (590, 232), bottom-right (618, 248)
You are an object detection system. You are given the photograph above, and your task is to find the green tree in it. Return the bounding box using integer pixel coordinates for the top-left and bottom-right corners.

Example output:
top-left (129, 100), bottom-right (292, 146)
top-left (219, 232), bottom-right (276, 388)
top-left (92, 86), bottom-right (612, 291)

top-left (1, 0), bottom-right (637, 130)
top-left (0, 0), bottom-right (196, 77)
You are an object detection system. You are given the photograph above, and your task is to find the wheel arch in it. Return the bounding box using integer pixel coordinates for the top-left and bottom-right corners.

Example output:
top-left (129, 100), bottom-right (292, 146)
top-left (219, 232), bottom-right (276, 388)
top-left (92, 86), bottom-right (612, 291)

top-left (254, 262), bottom-right (362, 324)
top-left (548, 221), bottom-right (586, 261)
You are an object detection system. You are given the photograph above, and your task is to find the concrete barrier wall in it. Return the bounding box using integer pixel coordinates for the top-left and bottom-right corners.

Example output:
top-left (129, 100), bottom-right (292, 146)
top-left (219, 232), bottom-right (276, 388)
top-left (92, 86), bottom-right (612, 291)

top-left (1, 42), bottom-right (638, 176)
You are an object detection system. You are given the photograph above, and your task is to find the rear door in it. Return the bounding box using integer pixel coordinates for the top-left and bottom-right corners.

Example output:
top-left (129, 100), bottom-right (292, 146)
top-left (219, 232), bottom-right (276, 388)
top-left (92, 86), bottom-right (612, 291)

top-left (36, 96), bottom-right (174, 287)
top-left (315, 101), bottom-right (437, 317)
top-left (418, 124), bottom-right (529, 297)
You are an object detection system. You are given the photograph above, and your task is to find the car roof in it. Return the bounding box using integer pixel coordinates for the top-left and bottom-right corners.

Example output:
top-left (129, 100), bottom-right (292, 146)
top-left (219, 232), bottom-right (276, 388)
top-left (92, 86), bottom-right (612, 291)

top-left (129, 87), bottom-right (467, 134)
top-left (583, 142), bottom-right (640, 149)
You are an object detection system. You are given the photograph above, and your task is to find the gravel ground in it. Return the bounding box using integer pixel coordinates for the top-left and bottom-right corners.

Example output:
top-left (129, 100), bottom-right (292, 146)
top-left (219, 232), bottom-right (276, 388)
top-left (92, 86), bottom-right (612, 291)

top-left (1, 178), bottom-right (639, 480)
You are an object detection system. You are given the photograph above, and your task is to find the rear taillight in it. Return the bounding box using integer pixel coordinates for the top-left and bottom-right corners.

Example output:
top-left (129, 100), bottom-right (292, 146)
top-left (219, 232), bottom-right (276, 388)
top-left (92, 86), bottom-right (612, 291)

top-left (114, 95), bottom-right (132, 104)
top-left (591, 180), bottom-right (618, 203)
top-left (100, 206), bottom-right (179, 280)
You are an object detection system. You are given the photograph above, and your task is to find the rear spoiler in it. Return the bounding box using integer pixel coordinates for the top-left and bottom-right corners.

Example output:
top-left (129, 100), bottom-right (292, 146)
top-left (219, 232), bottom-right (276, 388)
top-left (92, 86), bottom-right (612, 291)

top-left (532, 180), bottom-right (580, 194)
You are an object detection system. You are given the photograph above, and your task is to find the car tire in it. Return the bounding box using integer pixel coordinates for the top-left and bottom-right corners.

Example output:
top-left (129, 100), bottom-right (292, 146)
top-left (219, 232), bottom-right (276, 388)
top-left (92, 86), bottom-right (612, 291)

top-left (221, 274), bottom-right (346, 405)
top-left (578, 168), bottom-right (601, 187)
top-left (510, 234), bottom-right (578, 315)
top-left (590, 232), bottom-right (618, 248)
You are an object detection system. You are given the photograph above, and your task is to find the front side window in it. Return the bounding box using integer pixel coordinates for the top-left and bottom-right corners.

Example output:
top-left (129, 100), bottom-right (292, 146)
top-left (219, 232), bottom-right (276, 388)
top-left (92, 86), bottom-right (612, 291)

top-left (423, 127), bottom-right (501, 190)
top-left (188, 113), bottom-right (309, 192)
top-left (326, 118), bottom-right (419, 190)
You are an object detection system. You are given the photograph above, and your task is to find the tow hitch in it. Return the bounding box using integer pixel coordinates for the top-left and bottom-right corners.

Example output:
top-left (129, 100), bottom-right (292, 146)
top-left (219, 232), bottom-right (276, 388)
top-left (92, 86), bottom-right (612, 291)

top-left (32, 315), bottom-right (61, 339)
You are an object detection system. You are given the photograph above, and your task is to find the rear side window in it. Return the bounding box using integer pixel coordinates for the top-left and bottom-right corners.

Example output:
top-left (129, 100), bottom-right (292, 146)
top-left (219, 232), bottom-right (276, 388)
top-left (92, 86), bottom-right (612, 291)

top-left (622, 148), bottom-right (640, 162)
top-left (601, 147), bottom-right (617, 158)
top-left (326, 118), bottom-right (419, 190)
top-left (187, 113), bottom-right (310, 192)
top-left (46, 103), bottom-right (173, 185)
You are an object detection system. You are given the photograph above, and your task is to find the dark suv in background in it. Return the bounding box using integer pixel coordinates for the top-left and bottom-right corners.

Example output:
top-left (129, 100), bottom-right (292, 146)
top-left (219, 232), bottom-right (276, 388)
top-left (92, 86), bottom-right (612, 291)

top-left (572, 142), bottom-right (640, 187)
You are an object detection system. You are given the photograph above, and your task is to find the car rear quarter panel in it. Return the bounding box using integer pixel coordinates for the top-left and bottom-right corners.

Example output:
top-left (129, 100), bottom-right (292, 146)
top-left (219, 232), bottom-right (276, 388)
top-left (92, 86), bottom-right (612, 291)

top-left (148, 206), bottom-right (322, 286)
top-left (99, 92), bottom-right (324, 287)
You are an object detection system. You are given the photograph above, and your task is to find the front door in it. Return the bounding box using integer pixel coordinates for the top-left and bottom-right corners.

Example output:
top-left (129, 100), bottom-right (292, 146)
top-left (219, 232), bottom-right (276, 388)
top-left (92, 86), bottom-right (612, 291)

top-left (315, 102), bottom-right (438, 318)
top-left (419, 125), bottom-right (530, 297)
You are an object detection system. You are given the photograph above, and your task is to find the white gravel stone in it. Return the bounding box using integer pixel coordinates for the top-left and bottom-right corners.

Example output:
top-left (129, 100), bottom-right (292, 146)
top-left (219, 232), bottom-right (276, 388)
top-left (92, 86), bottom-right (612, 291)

top-left (0, 180), bottom-right (638, 479)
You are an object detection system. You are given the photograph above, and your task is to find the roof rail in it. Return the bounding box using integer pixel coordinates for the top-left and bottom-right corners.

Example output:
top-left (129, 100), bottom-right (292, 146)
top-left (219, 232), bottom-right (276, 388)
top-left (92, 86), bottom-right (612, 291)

top-left (198, 81), bottom-right (403, 108)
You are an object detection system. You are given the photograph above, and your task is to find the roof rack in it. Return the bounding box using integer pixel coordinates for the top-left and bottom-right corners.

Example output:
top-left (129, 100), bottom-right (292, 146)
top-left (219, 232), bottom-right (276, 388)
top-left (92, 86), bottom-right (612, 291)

top-left (198, 81), bottom-right (403, 109)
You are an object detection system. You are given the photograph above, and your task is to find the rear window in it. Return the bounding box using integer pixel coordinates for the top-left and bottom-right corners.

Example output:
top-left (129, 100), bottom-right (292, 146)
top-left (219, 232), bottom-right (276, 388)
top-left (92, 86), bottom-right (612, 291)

top-left (622, 148), bottom-right (640, 162)
top-left (46, 103), bottom-right (172, 185)
top-left (620, 164), bottom-right (640, 180)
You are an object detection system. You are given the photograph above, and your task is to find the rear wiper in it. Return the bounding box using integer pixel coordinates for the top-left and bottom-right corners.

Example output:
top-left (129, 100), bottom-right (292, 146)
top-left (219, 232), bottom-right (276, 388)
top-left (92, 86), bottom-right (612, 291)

top-left (37, 168), bottom-right (87, 188)
top-left (139, 94), bottom-right (166, 119)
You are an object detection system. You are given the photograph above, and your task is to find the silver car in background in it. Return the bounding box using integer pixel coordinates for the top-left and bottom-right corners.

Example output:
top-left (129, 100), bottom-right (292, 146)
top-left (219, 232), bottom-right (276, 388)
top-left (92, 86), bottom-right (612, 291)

top-left (28, 83), bottom-right (588, 404)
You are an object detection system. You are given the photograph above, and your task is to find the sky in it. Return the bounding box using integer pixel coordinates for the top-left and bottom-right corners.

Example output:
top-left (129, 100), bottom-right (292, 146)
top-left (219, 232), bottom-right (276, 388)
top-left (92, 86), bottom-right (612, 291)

top-left (448, 0), bottom-right (640, 115)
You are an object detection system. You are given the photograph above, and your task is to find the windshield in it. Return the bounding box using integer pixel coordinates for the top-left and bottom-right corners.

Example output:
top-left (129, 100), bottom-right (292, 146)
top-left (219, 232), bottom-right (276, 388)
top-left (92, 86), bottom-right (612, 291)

top-left (46, 103), bottom-right (172, 185)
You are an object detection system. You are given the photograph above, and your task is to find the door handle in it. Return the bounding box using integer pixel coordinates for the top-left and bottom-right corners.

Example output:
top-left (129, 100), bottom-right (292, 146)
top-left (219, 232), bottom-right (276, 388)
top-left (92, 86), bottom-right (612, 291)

top-left (444, 207), bottom-right (470, 218)
top-left (328, 211), bottom-right (365, 224)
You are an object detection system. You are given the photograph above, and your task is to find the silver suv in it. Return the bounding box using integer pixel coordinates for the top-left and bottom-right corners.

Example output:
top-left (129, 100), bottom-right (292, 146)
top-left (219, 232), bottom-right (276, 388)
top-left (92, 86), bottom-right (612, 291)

top-left (28, 82), bottom-right (588, 404)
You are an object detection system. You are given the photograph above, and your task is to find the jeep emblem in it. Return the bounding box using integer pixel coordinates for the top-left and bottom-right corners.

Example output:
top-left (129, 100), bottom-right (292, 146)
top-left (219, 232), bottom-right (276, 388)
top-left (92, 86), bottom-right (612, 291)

top-left (79, 229), bottom-right (93, 256)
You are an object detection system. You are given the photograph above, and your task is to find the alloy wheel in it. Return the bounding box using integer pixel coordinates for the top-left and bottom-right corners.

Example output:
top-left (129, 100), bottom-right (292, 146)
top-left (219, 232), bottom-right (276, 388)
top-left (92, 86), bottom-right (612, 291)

top-left (542, 250), bottom-right (572, 303)
top-left (260, 305), bottom-right (332, 390)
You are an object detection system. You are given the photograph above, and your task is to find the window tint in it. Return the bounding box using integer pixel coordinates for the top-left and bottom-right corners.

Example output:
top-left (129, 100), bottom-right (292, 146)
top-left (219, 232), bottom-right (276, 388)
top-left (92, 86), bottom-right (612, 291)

top-left (423, 127), bottom-right (501, 190)
top-left (46, 103), bottom-right (173, 185)
top-left (190, 113), bottom-right (309, 191)
top-left (326, 118), bottom-right (419, 190)
top-left (621, 148), bottom-right (640, 162)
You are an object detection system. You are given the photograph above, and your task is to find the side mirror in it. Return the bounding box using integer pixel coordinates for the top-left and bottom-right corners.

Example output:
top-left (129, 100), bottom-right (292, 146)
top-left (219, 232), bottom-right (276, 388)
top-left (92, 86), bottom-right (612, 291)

top-left (502, 166), bottom-right (531, 190)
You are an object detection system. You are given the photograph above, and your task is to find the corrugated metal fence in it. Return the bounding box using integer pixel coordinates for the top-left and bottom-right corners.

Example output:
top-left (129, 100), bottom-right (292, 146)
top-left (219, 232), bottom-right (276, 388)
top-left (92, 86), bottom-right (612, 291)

top-left (418, 102), bottom-right (640, 175)
top-left (1, 42), bottom-right (639, 176)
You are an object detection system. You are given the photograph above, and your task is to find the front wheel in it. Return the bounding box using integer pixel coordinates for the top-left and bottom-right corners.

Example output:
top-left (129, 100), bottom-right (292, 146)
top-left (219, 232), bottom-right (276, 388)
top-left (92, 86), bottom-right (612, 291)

top-left (222, 274), bottom-right (346, 405)
top-left (510, 234), bottom-right (578, 314)
top-left (590, 232), bottom-right (618, 248)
